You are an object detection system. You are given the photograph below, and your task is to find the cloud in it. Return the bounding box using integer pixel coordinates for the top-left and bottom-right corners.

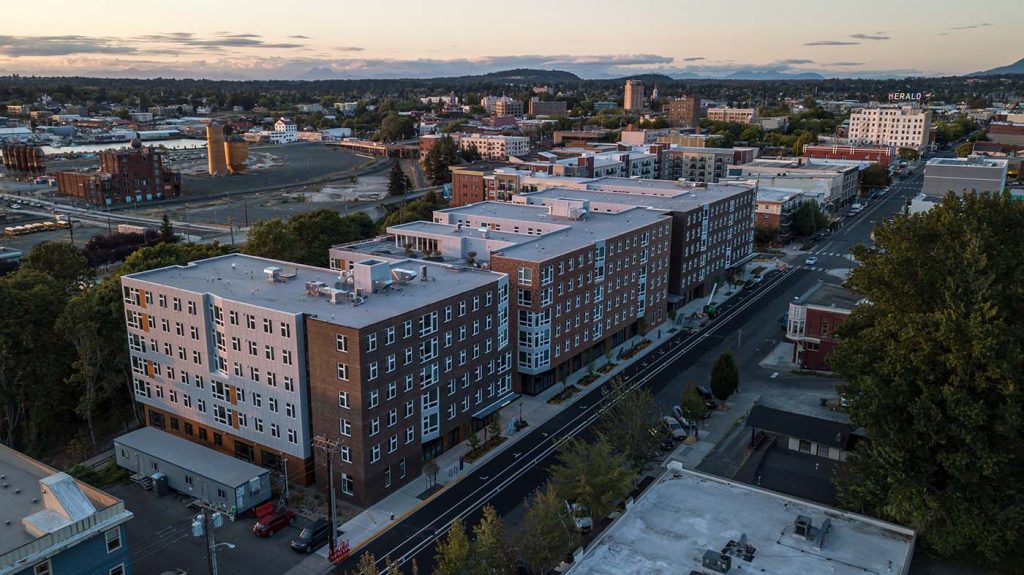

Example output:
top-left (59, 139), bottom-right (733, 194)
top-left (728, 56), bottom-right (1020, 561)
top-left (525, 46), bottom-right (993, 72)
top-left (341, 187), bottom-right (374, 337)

top-left (804, 40), bottom-right (860, 46)
top-left (949, 23), bottom-right (991, 30)
top-left (289, 35), bottom-right (311, 39)
top-left (682, 56), bottom-right (705, 62)
top-left (0, 35), bottom-right (137, 57)
top-left (130, 31), bottom-right (306, 51)
top-left (827, 62), bottom-right (864, 67)
top-left (850, 33), bottom-right (890, 40)
top-left (334, 46), bottom-right (365, 52)
top-left (776, 59), bottom-right (815, 65)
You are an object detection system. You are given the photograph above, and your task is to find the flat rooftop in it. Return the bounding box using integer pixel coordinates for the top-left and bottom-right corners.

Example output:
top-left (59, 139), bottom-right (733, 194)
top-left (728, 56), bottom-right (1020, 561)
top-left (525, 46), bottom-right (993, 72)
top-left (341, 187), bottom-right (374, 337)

top-left (441, 202), bottom-right (669, 261)
top-left (124, 253), bottom-right (501, 328)
top-left (519, 184), bottom-right (750, 213)
top-left (569, 469), bottom-right (915, 575)
top-left (926, 157), bottom-right (1009, 168)
top-left (0, 445), bottom-right (122, 557)
top-left (756, 188), bottom-right (803, 202)
top-left (801, 283), bottom-right (864, 310)
top-left (115, 427), bottom-right (267, 488)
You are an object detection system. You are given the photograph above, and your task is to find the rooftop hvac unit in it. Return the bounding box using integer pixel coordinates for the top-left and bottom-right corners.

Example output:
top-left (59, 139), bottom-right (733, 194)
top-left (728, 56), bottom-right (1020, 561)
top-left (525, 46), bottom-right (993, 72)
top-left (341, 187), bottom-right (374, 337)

top-left (702, 550), bottom-right (731, 573)
top-left (794, 515), bottom-right (813, 539)
top-left (264, 266), bottom-right (281, 282)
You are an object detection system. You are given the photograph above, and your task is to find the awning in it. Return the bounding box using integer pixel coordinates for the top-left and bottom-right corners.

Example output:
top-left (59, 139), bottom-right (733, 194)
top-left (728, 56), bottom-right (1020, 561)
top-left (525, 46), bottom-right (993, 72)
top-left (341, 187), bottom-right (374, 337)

top-left (727, 252), bottom-right (758, 269)
top-left (472, 393), bottom-right (520, 421)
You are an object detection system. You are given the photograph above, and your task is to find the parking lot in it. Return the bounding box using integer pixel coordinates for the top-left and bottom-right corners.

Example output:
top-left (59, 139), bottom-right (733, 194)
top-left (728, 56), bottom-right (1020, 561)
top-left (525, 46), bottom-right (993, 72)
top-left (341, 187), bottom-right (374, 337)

top-left (107, 482), bottom-right (320, 575)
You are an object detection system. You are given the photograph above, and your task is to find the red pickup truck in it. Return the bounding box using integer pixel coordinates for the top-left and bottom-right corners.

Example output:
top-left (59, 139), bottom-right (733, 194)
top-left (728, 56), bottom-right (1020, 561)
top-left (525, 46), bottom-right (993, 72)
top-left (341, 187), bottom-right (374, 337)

top-left (252, 508), bottom-right (296, 537)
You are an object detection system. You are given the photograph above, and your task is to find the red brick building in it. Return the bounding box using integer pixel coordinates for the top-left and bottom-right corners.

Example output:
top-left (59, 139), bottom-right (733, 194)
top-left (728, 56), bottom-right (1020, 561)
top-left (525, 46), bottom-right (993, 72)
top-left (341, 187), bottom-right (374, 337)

top-left (786, 284), bottom-right (864, 371)
top-left (56, 144), bottom-right (181, 206)
top-left (802, 144), bottom-right (895, 168)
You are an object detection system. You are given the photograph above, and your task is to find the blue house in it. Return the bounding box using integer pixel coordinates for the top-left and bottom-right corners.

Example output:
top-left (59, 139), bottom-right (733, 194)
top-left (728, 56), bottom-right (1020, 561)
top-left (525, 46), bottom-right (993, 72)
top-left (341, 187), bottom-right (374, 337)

top-left (0, 445), bottom-right (133, 575)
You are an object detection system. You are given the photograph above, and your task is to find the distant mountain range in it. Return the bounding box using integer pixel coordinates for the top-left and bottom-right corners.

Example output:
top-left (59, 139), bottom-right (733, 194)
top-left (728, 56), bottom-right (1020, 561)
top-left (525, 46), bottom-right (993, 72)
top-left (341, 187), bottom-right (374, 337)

top-left (971, 57), bottom-right (1024, 76)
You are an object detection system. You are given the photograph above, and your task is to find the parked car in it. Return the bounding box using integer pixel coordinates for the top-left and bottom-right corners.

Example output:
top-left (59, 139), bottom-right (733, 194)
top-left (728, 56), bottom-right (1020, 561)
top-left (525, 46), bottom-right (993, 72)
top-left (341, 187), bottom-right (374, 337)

top-left (661, 416), bottom-right (688, 441)
top-left (252, 508), bottom-right (296, 537)
top-left (696, 386), bottom-right (718, 412)
top-left (672, 406), bottom-right (697, 431)
top-left (805, 256), bottom-right (818, 265)
top-left (290, 519), bottom-right (331, 553)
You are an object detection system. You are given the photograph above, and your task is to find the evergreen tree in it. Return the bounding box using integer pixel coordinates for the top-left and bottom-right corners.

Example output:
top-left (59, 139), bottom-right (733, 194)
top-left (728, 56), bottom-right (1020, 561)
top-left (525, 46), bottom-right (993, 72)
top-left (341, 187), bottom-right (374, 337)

top-left (388, 161), bottom-right (410, 196)
top-left (471, 505), bottom-right (511, 575)
top-left (422, 136), bottom-right (460, 185)
top-left (159, 213), bottom-right (179, 244)
top-left (709, 351), bottom-right (739, 400)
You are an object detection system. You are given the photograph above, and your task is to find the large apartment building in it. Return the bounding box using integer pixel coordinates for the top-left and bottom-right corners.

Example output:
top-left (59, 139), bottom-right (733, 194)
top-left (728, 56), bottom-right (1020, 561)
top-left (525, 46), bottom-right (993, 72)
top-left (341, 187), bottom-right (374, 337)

top-left (847, 105), bottom-right (931, 150)
top-left (661, 146), bottom-right (743, 183)
top-left (624, 80), bottom-right (645, 111)
top-left (707, 107), bottom-right (758, 124)
top-left (121, 253), bottom-right (510, 506)
top-left (727, 159), bottom-right (860, 213)
top-left (385, 201), bottom-right (671, 394)
top-left (666, 96), bottom-right (701, 128)
top-left (459, 134), bottom-right (530, 160)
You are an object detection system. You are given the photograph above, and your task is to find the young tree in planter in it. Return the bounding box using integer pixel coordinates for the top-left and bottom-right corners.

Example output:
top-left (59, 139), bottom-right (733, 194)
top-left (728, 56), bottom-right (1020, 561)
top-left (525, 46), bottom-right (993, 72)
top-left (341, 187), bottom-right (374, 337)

top-left (467, 428), bottom-right (482, 454)
top-left (471, 505), bottom-right (512, 575)
top-left (594, 380), bottom-right (661, 473)
top-left (433, 517), bottom-right (471, 575)
top-left (356, 552), bottom-right (379, 575)
top-left (486, 412), bottom-right (502, 444)
top-left (679, 386), bottom-right (706, 438)
top-left (517, 484), bottom-right (580, 575)
top-left (709, 351), bottom-right (739, 400)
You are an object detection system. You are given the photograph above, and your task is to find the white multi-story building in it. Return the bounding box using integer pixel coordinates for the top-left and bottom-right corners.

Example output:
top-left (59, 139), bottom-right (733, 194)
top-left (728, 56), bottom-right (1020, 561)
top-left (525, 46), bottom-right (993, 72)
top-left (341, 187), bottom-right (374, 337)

top-left (707, 107), bottom-right (758, 124)
top-left (847, 105), bottom-right (931, 150)
top-left (270, 117), bottom-right (298, 144)
top-left (459, 134), bottom-right (530, 160)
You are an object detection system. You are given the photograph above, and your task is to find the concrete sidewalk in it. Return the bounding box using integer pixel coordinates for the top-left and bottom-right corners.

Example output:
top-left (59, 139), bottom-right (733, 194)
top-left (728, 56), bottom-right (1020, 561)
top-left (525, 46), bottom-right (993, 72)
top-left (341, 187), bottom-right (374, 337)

top-left (284, 270), bottom-right (757, 575)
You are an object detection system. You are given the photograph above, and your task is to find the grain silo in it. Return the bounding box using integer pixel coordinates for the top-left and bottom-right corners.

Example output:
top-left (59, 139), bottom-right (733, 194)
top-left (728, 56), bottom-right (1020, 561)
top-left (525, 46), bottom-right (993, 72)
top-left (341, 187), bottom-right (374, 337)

top-left (206, 125), bottom-right (228, 176)
top-left (224, 136), bottom-right (248, 174)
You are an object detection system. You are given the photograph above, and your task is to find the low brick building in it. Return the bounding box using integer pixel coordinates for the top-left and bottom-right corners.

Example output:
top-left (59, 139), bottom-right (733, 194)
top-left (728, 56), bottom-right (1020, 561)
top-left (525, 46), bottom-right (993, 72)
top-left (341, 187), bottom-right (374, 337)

top-left (56, 143), bottom-right (180, 206)
top-left (786, 284), bottom-right (864, 371)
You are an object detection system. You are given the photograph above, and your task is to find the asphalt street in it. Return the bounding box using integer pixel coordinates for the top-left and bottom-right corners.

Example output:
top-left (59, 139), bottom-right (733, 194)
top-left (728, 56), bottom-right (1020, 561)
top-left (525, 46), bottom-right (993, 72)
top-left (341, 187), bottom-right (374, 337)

top-left (336, 170), bottom-right (927, 574)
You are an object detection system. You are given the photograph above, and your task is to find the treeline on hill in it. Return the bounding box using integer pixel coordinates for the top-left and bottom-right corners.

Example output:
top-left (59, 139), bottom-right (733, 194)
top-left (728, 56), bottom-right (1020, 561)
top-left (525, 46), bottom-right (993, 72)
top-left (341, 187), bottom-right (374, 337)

top-left (2, 73), bottom-right (1019, 111)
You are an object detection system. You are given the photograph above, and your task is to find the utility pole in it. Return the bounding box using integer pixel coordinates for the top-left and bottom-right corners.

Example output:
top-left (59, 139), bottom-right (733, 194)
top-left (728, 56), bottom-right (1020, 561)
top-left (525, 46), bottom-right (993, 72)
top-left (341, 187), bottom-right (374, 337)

top-left (282, 458), bottom-right (289, 502)
top-left (312, 435), bottom-right (340, 554)
top-left (227, 203), bottom-right (235, 246)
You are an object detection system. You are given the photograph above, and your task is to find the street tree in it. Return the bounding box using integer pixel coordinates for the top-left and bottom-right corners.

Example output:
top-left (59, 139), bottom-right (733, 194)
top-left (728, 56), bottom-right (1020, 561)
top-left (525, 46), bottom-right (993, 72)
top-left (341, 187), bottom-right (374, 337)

top-left (377, 113), bottom-right (415, 142)
top-left (471, 505), bottom-right (511, 575)
top-left (549, 438), bottom-right (632, 522)
top-left (593, 379), bottom-right (661, 473)
top-left (861, 163), bottom-right (890, 190)
top-left (356, 552), bottom-right (379, 575)
top-left (678, 386), bottom-right (706, 427)
top-left (955, 141), bottom-right (974, 157)
top-left (790, 201), bottom-right (827, 237)
top-left (433, 517), bottom-right (471, 575)
top-left (897, 147), bottom-right (920, 161)
top-left (791, 131), bottom-right (816, 156)
top-left (21, 240), bottom-right (93, 293)
top-left (709, 351), bottom-right (739, 400)
top-left (516, 484), bottom-right (580, 575)
top-left (831, 192), bottom-right (1024, 571)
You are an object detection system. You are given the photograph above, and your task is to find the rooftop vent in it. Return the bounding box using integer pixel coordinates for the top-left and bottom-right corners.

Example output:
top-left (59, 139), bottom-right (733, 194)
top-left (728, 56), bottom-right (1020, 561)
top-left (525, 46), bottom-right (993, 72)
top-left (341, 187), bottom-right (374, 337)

top-left (794, 515), bottom-right (813, 538)
top-left (702, 549), bottom-right (731, 573)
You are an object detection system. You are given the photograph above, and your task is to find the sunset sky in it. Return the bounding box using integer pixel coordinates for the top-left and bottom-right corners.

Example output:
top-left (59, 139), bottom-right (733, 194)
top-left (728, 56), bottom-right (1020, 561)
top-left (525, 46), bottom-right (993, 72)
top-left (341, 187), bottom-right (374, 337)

top-left (1, 0), bottom-right (1021, 80)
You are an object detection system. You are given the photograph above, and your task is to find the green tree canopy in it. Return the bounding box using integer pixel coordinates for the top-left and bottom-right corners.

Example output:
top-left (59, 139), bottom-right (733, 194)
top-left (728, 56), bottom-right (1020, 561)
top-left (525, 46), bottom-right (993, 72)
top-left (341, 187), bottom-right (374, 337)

top-left (244, 210), bottom-right (376, 267)
top-left (593, 379), bottom-right (662, 472)
top-left (377, 113), bottom-right (415, 142)
top-left (790, 201), bottom-right (828, 237)
top-left (709, 351), bottom-right (739, 400)
top-left (380, 191), bottom-right (448, 231)
top-left (433, 517), bottom-right (471, 575)
top-left (244, 219), bottom-right (298, 262)
top-left (549, 438), bottom-right (632, 522)
top-left (422, 136), bottom-right (460, 186)
top-left (471, 505), bottom-right (511, 575)
top-left (832, 192), bottom-right (1024, 571)
top-left (897, 147), bottom-right (920, 161)
top-left (21, 240), bottom-right (93, 293)
top-left (159, 213), bottom-right (179, 244)
top-left (955, 142), bottom-right (974, 157)
top-left (678, 385), bottom-right (706, 424)
top-left (388, 161), bottom-right (413, 196)
top-left (516, 484), bottom-right (580, 575)
top-left (861, 163), bottom-right (890, 190)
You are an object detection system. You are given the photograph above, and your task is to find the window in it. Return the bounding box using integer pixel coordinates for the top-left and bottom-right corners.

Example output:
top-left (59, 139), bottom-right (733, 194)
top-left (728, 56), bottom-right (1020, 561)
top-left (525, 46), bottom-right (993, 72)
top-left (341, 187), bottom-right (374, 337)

top-left (406, 426), bottom-right (415, 444)
top-left (280, 322), bottom-right (291, 338)
top-left (403, 320), bottom-right (413, 338)
top-left (386, 326), bottom-right (396, 345)
top-left (367, 333), bottom-right (377, 352)
top-left (287, 429), bottom-right (297, 444)
top-left (337, 363), bottom-right (349, 381)
top-left (285, 402), bottom-right (295, 418)
top-left (341, 473), bottom-right (354, 495)
top-left (400, 458), bottom-right (407, 478)
top-left (518, 267), bottom-right (533, 285)
top-left (265, 345), bottom-right (275, 361)
top-left (385, 467), bottom-right (392, 487)
top-left (798, 440), bottom-right (812, 454)
top-left (105, 527), bottom-right (122, 553)
top-left (339, 418), bottom-right (352, 436)
top-left (388, 408), bottom-right (398, 427)
top-left (371, 444), bottom-right (381, 463)
top-left (34, 561), bottom-right (52, 575)
top-left (370, 417), bottom-right (380, 436)
top-left (387, 381), bottom-right (397, 400)
top-left (268, 397), bottom-right (278, 413)
top-left (284, 376), bottom-right (294, 392)
top-left (340, 446), bottom-right (352, 463)
top-left (281, 350), bottom-right (293, 365)
top-left (270, 423), bottom-right (280, 438)
top-left (389, 435), bottom-right (398, 453)
top-left (368, 362), bottom-right (378, 380)
top-left (336, 334), bottom-right (348, 352)
top-left (369, 389), bottom-right (379, 408)
top-left (338, 391), bottom-right (350, 408)
top-left (817, 443), bottom-right (830, 458)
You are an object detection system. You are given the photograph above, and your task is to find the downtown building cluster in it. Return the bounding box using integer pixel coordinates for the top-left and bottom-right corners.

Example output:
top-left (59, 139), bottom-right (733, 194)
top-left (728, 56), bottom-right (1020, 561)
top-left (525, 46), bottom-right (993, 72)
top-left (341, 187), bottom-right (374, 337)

top-left (120, 175), bottom-right (755, 506)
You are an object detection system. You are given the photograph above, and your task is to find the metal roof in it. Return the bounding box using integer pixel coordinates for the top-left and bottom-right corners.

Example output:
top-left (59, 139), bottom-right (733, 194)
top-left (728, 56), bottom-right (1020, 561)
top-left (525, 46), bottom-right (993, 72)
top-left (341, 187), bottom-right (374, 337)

top-left (115, 427), bottom-right (268, 488)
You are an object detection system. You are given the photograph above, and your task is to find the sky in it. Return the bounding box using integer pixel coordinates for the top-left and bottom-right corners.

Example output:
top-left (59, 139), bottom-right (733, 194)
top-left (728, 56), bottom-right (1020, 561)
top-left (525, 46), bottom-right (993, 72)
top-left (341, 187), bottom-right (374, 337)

top-left (0, 0), bottom-right (1021, 80)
